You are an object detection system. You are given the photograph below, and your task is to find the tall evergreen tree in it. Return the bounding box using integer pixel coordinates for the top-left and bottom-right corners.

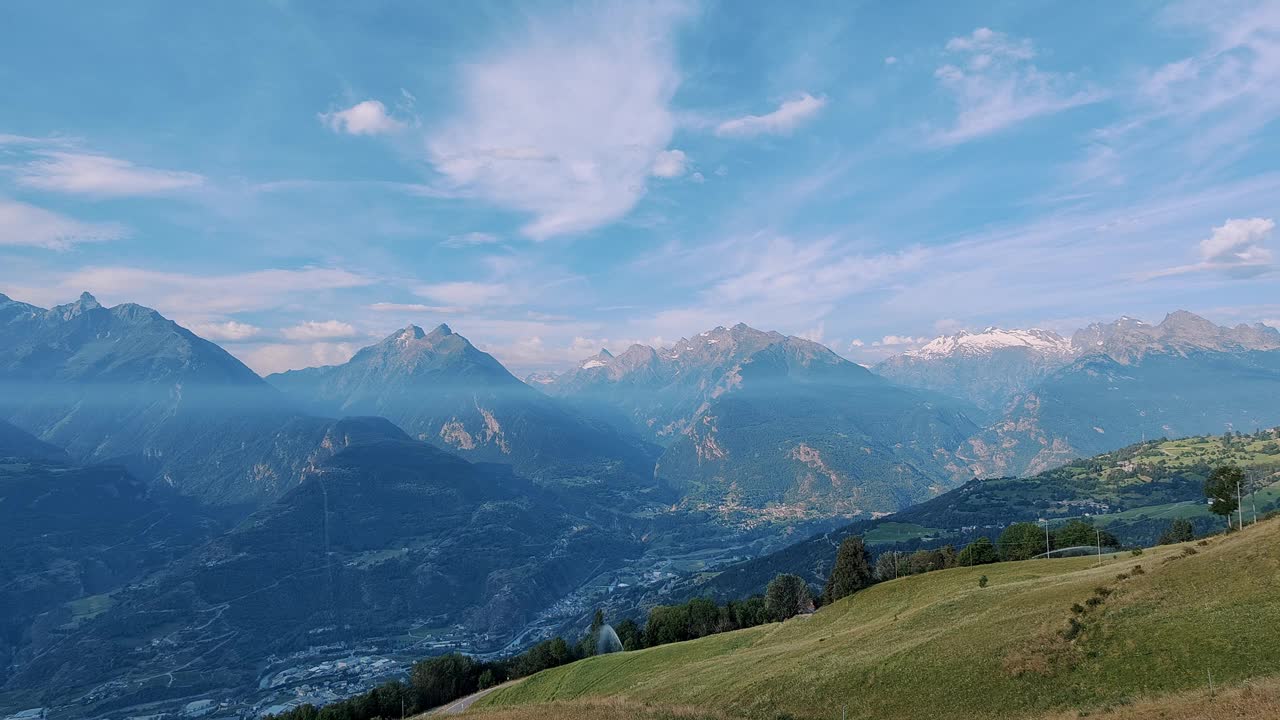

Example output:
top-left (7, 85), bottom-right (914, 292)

top-left (824, 536), bottom-right (873, 603)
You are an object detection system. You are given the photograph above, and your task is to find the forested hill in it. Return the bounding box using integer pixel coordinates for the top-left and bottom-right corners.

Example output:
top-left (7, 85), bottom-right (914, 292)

top-left (680, 428), bottom-right (1280, 600)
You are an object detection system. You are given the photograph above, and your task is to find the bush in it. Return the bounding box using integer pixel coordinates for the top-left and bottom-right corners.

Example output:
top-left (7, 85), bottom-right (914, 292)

top-left (978, 575), bottom-right (988, 588)
top-left (765, 573), bottom-right (813, 622)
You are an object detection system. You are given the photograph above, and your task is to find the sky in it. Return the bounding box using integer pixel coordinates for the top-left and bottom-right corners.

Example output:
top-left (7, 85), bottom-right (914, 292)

top-left (1, 0), bottom-right (1278, 375)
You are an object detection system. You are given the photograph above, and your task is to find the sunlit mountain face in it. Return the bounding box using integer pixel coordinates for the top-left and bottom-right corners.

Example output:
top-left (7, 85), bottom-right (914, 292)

top-left (3, 2), bottom-right (1280, 718)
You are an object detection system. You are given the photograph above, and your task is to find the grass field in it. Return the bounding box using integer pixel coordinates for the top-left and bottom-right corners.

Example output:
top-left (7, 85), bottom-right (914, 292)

top-left (474, 517), bottom-right (1280, 720)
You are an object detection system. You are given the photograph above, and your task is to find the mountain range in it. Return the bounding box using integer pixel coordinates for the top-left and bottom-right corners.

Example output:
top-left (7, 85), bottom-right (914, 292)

top-left (0, 292), bottom-right (335, 506)
top-left (538, 324), bottom-right (979, 524)
top-left (267, 324), bottom-right (660, 499)
top-left (4, 290), bottom-right (1280, 718)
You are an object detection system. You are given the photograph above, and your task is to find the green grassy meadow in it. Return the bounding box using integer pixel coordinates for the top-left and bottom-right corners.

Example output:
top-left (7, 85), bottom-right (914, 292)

top-left (475, 517), bottom-right (1280, 720)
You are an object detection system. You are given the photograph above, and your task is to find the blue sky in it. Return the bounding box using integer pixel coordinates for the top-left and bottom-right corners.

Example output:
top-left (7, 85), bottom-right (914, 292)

top-left (1, 0), bottom-right (1278, 374)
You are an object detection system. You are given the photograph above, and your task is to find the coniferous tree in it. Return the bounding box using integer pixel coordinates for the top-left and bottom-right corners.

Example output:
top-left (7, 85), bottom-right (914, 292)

top-left (823, 536), bottom-right (873, 603)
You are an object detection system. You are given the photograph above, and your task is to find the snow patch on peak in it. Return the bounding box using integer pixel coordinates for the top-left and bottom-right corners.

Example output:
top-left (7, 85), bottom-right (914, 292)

top-left (580, 359), bottom-right (608, 370)
top-left (907, 328), bottom-right (1073, 359)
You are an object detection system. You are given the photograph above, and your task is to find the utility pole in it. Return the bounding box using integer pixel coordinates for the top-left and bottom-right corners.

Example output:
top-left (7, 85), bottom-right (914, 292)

top-left (1096, 528), bottom-right (1103, 565)
top-left (1252, 469), bottom-right (1259, 525)
top-left (1237, 480), bottom-right (1244, 533)
top-left (1043, 520), bottom-right (1051, 559)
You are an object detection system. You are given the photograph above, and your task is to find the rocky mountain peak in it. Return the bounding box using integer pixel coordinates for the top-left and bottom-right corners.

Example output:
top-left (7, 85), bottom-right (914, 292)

top-left (49, 291), bottom-right (103, 320)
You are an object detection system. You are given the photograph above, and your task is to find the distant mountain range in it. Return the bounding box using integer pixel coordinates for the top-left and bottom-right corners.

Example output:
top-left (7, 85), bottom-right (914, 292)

top-left (4, 289), bottom-right (1280, 718)
top-left (538, 324), bottom-right (979, 524)
top-left (879, 312), bottom-right (1280, 479)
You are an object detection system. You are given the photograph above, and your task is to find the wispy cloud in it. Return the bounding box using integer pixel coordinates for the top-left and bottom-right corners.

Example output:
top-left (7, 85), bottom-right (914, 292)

top-left (441, 231), bottom-right (500, 248)
top-left (320, 99), bottom-right (406, 136)
top-left (4, 266), bottom-right (374, 316)
top-left (414, 280), bottom-right (513, 307)
top-left (367, 302), bottom-right (465, 313)
top-left (929, 28), bottom-right (1103, 146)
top-left (426, 2), bottom-right (689, 239)
top-left (0, 198), bottom-right (125, 249)
top-left (281, 319), bottom-right (359, 340)
top-left (16, 151), bottom-right (204, 196)
top-left (188, 320), bottom-right (262, 342)
top-left (714, 93), bottom-right (827, 138)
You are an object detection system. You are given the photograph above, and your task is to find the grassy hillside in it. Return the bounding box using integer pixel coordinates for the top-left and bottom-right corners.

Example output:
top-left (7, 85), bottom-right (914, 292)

top-left (474, 516), bottom-right (1280, 720)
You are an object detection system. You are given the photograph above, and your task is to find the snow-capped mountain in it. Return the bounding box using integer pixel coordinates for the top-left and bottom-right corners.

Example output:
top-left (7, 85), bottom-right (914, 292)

top-left (906, 328), bottom-right (1074, 360)
top-left (877, 327), bottom-right (1075, 412)
top-left (955, 311), bottom-right (1280, 479)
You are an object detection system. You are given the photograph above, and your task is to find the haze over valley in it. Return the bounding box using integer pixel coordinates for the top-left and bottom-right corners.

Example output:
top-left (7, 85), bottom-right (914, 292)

top-left (3, 2), bottom-right (1280, 719)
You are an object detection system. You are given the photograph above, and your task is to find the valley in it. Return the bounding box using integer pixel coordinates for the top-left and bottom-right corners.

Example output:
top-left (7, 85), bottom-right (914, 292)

top-left (3, 293), bottom-right (1280, 719)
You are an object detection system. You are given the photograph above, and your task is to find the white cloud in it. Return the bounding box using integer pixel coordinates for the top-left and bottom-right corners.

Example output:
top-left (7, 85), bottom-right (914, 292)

top-left (281, 320), bottom-right (359, 341)
top-left (651, 149), bottom-right (688, 178)
top-left (188, 320), bottom-right (262, 342)
top-left (320, 100), bottom-right (405, 136)
top-left (235, 342), bottom-right (359, 375)
top-left (367, 302), bottom-right (465, 313)
top-left (848, 338), bottom-right (865, 348)
top-left (1146, 217), bottom-right (1275, 279)
top-left (929, 28), bottom-right (1103, 146)
top-left (884, 56), bottom-right (898, 65)
top-left (0, 198), bottom-right (126, 249)
top-left (441, 231), bottom-right (500, 248)
top-left (17, 152), bottom-right (204, 196)
top-left (427, 3), bottom-right (688, 239)
top-left (714, 93), bottom-right (827, 138)
top-left (415, 280), bottom-right (513, 307)
top-left (873, 335), bottom-right (925, 347)
top-left (5, 266), bottom-right (374, 315)
top-left (797, 322), bottom-right (825, 343)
